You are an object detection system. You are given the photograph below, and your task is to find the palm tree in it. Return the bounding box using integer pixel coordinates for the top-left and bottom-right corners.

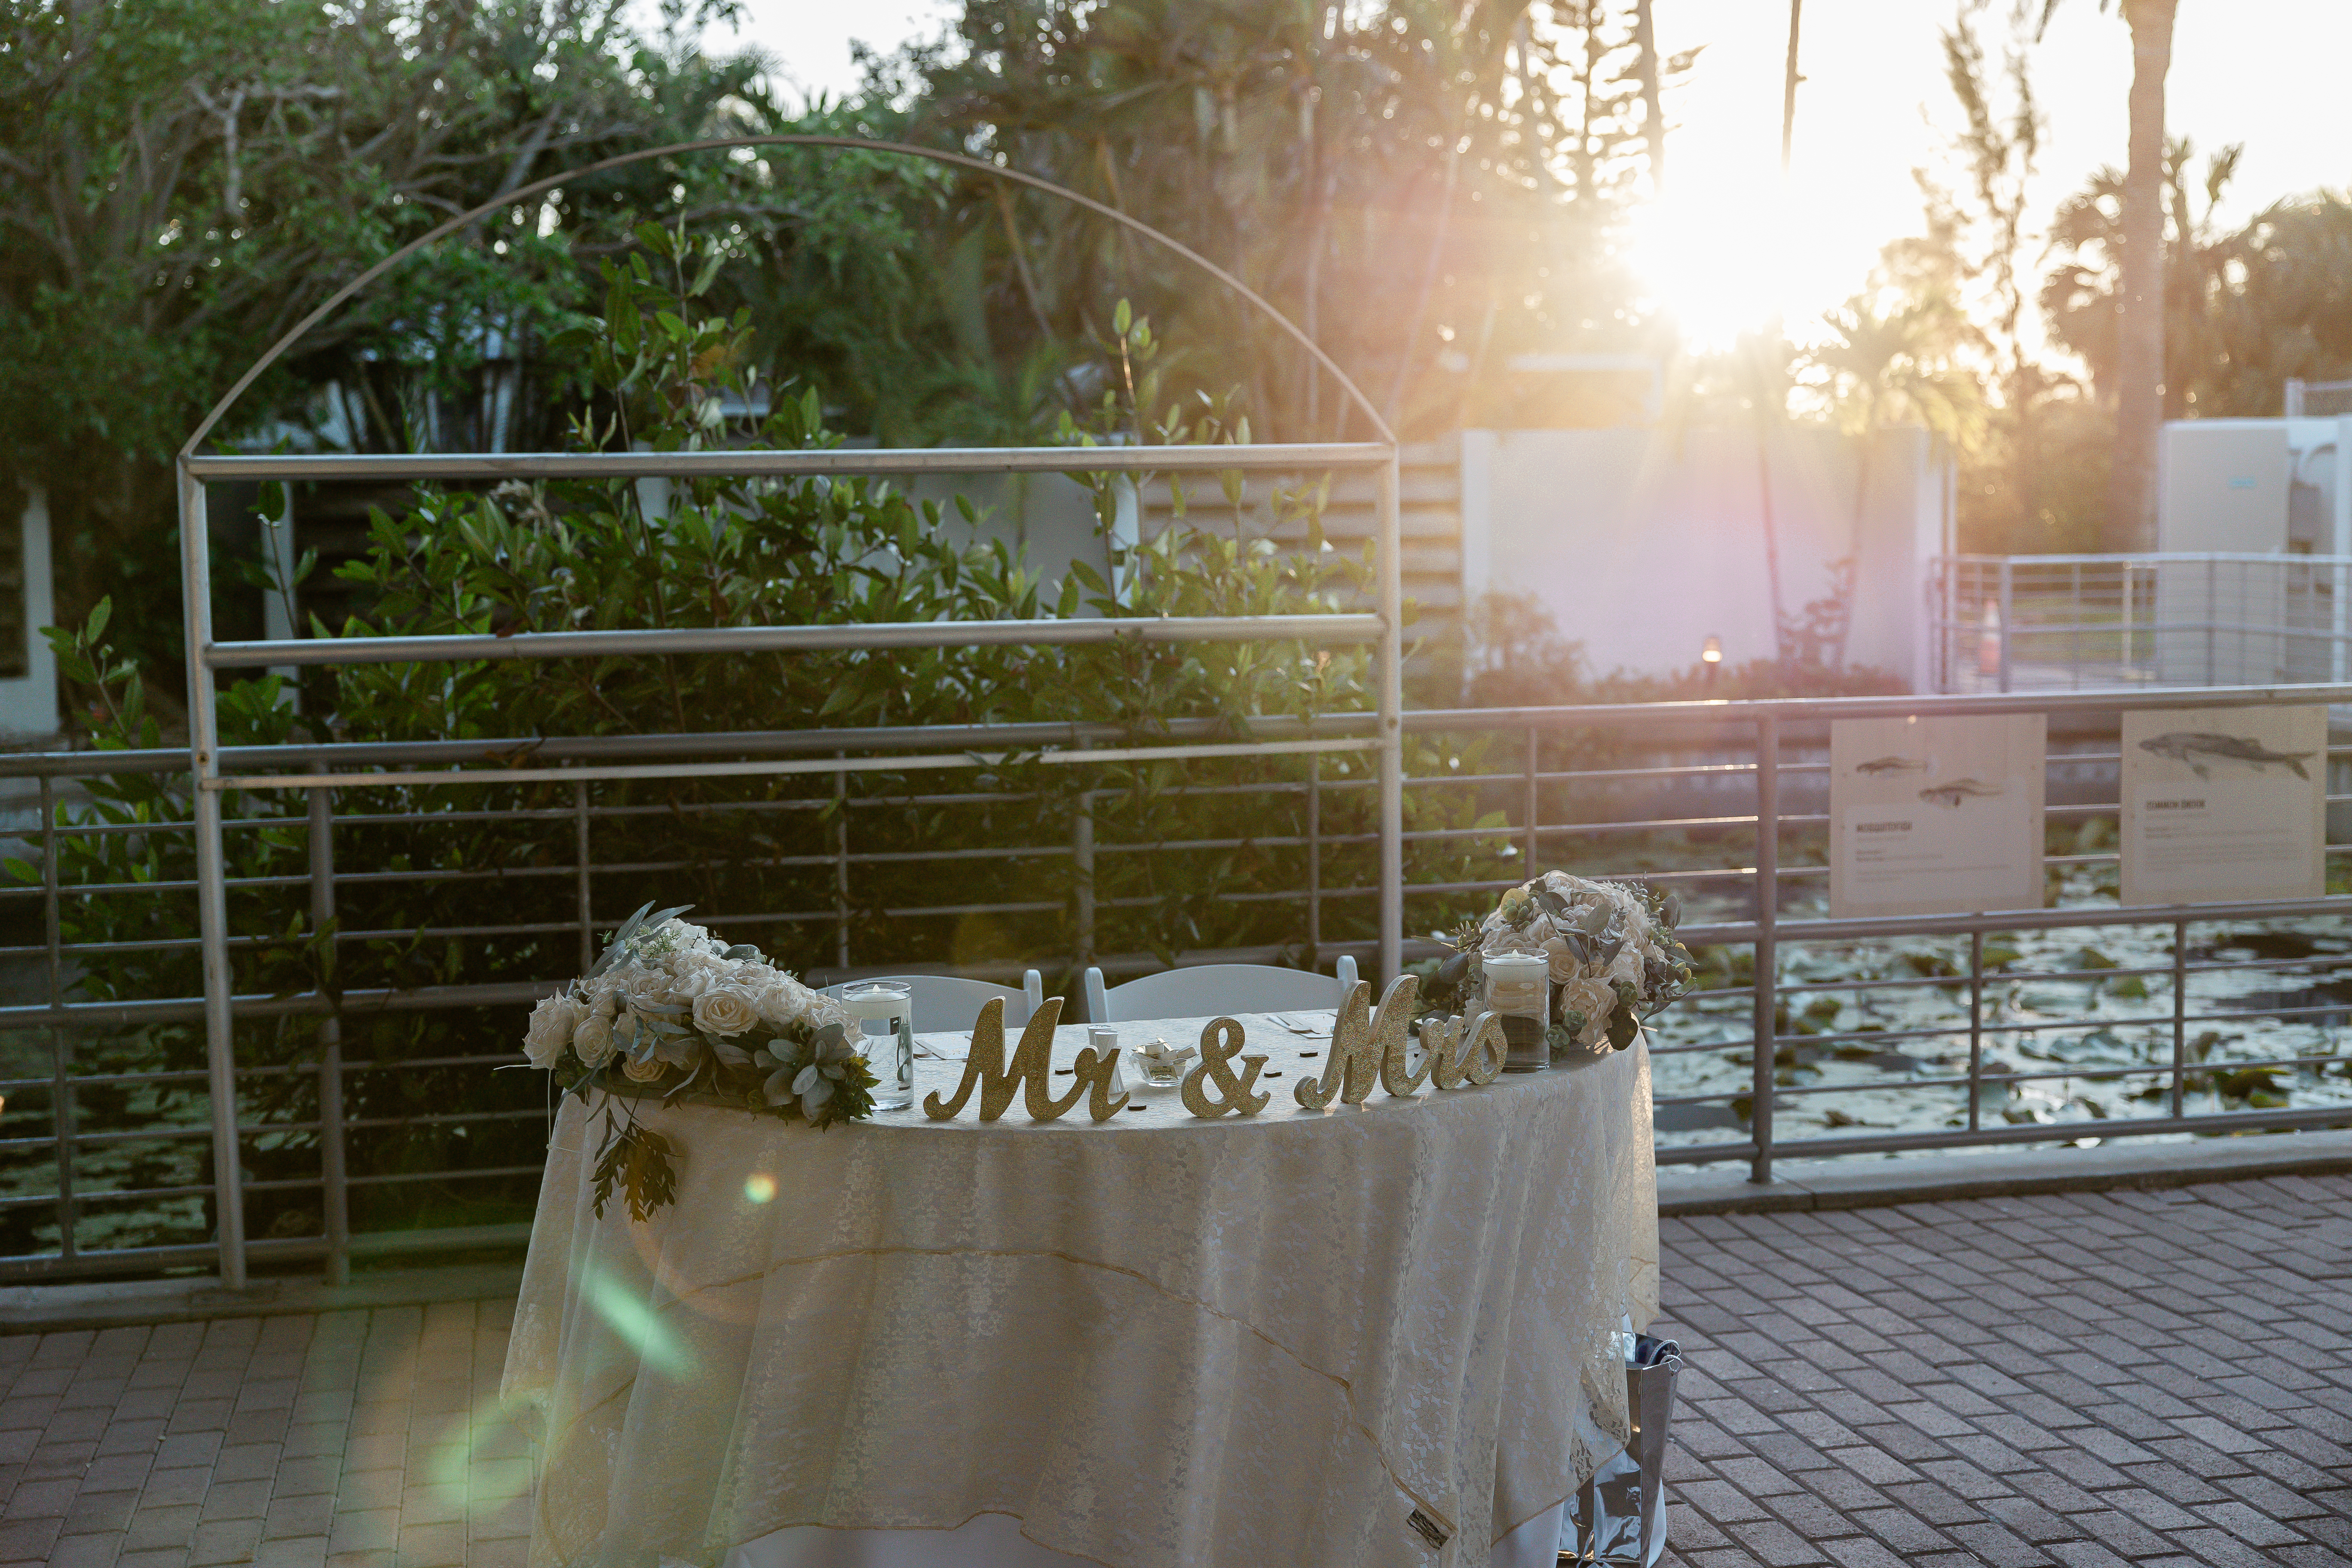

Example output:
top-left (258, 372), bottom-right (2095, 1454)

top-left (1633, 0), bottom-right (1666, 187)
top-left (2036, 0), bottom-right (2178, 548)
top-left (1807, 291), bottom-right (1981, 665)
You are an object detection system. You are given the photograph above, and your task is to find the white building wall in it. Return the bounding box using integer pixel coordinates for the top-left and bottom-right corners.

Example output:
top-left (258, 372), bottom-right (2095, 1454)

top-left (1458, 425), bottom-right (1949, 683)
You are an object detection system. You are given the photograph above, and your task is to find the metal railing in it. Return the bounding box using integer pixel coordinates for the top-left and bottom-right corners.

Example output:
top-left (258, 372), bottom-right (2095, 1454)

top-left (1931, 553), bottom-right (2352, 691)
top-left (163, 441), bottom-right (1404, 1291)
top-left (7, 678), bottom-right (2352, 1285)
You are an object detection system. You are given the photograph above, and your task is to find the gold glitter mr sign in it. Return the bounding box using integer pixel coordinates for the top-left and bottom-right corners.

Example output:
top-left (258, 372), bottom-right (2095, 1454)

top-left (922, 997), bottom-right (1128, 1123)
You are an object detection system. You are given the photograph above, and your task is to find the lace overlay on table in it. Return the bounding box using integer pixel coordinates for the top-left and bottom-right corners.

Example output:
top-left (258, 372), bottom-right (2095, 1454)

top-left (503, 1038), bottom-right (1658, 1568)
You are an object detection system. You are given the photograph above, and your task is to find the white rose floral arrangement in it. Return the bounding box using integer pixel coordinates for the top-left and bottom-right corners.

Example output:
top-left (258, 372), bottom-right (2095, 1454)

top-left (521, 903), bottom-right (874, 1219)
top-left (1425, 871), bottom-right (1696, 1056)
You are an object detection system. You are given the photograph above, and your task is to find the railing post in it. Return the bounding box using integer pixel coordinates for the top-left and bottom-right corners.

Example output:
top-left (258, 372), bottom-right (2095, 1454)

top-left (2170, 918), bottom-right (2189, 1118)
top-left (2121, 562), bottom-right (2135, 677)
top-left (2070, 560), bottom-right (2082, 687)
top-left (1306, 756), bottom-right (1322, 954)
top-left (40, 776), bottom-right (72, 1262)
top-left (574, 781), bottom-right (593, 971)
top-left (1966, 929), bottom-right (1984, 1133)
top-left (1749, 712), bottom-right (1779, 1185)
top-left (834, 761), bottom-right (851, 972)
top-left (1997, 557), bottom-right (2014, 693)
top-left (1376, 449), bottom-right (1403, 982)
top-left (2206, 557), bottom-right (2217, 686)
top-left (1072, 788), bottom-right (1096, 971)
top-left (181, 469), bottom-right (247, 1290)
top-left (309, 784), bottom-right (349, 1287)
top-left (1523, 726), bottom-right (1540, 871)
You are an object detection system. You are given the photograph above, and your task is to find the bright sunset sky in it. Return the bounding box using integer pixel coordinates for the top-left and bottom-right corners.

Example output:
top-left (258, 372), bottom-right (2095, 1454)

top-left (712, 0), bottom-right (2348, 352)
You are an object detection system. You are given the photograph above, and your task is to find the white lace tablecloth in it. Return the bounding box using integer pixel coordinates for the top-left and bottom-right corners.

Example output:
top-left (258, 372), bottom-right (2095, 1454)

top-left (500, 1012), bottom-right (1660, 1568)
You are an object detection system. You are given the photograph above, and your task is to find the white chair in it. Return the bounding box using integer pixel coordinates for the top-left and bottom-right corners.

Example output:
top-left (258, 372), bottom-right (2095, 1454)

top-left (1083, 957), bottom-right (1359, 1023)
top-left (823, 970), bottom-right (1047, 1032)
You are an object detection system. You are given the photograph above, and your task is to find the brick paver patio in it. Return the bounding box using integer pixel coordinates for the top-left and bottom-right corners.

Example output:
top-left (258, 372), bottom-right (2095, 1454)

top-left (1654, 1173), bottom-right (2352, 1568)
top-left (0, 1300), bottom-right (525, 1568)
top-left (0, 1172), bottom-right (2340, 1565)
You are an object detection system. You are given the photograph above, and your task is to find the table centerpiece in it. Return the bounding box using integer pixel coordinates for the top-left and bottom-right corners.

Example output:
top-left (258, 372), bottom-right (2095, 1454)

top-left (520, 903), bottom-right (876, 1219)
top-left (1422, 871), bottom-right (1697, 1059)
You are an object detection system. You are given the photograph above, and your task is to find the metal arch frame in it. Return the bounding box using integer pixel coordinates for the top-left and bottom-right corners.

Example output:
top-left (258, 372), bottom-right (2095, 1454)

top-left (176, 137), bottom-right (1405, 1288)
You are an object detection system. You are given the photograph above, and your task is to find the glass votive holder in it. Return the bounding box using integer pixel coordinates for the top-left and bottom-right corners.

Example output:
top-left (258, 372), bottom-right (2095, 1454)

top-left (1482, 952), bottom-right (1552, 1074)
top-left (1133, 1038), bottom-right (1192, 1086)
top-left (841, 981), bottom-right (914, 1110)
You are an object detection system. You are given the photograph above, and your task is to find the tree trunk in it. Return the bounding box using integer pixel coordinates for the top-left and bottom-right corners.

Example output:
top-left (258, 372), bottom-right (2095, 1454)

top-left (1781, 0), bottom-right (1803, 173)
top-left (1634, 0), bottom-right (1666, 189)
top-left (2105, 0), bottom-right (2176, 549)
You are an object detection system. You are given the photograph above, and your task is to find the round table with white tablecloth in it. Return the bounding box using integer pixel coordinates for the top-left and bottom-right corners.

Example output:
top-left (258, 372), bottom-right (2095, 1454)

top-left (499, 1011), bottom-right (1660, 1568)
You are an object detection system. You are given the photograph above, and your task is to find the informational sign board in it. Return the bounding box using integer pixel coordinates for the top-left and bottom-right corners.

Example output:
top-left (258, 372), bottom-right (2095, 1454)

top-left (2119, 704), bottom-right (2326, 906)
top-left (1830, 714), bottom-right (2047, 919)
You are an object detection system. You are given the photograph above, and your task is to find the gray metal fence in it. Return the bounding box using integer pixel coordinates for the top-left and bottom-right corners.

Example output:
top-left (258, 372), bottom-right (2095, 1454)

top-left (7, 677), bottom-right (2352, 1286)
top-left (1931, 552), bottom-right (2352, 691)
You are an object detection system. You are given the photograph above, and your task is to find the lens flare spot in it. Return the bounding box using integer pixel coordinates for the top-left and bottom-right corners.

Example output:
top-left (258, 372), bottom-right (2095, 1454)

top-left (744, 1173), bottom-right (776, 1204)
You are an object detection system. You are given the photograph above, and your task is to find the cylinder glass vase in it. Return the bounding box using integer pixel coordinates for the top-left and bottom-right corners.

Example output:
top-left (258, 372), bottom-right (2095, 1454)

top-left (1482, 952), bottom-right (1552, 1073)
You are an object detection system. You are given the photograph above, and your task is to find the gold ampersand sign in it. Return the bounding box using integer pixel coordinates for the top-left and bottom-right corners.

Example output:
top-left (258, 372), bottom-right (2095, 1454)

top-left (1179, 1017), bottom-right (1271, 1118)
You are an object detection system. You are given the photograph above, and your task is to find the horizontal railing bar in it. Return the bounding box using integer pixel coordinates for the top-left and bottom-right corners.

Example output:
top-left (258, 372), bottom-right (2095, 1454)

top-left (1940, 552), bottom-right (2352, 566)
top-left (204, 614), bottom-right (1385, 671)
top-left (1667, 1103), bottom-right (2352, 1163)
top-left (7, 681), bottom-right (2351, 786)
top-left (1740, 1050), bottom-right (2349, 1099)
top-left (1773, 1000), bottom-right (2352, 1049)
top-left (208, 736), bottom-right (1379, 792)
top-left (1679, 895), bottom-right (2352, 947)
top-left (1425, 680), bottom-right (2352, 729)
top-left (184, 443), bottom-right (1396, 481)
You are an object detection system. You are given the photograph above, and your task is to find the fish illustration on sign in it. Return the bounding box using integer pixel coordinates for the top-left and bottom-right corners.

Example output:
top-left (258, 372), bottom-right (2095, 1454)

top-left (1854, 755), bottom-right (1929, 776)
top-left (1918, 778), bottom-right (2004, 808)
top-left (2136, 732), bottom-right (2315, 780)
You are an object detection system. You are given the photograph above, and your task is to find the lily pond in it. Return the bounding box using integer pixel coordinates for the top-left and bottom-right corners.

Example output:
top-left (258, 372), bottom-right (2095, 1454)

top-left (1645, 856), bottom-right (2352, 1158)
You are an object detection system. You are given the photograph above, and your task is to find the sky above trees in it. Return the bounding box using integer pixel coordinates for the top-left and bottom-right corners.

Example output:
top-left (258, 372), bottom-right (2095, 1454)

top-left (721, 0), bottom-right (2349, 352)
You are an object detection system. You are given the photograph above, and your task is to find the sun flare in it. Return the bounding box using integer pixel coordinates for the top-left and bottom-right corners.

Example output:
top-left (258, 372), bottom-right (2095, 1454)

top-left (1626, 175), bottom-right (1864, 354)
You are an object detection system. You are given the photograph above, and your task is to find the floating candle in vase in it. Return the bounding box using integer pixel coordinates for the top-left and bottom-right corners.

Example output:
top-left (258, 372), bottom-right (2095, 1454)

top-left (1480, 952), bottom-right (1552, 1073)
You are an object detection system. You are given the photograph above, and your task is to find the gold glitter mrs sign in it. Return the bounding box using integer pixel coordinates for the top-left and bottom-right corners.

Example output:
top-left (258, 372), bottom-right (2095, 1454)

top-left (920, 981), bottom-right (1507, 1124)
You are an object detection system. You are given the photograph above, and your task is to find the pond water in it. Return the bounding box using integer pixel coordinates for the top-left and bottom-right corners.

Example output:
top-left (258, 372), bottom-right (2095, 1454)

top-left (1648, 861), bottom-right (2352, 1159)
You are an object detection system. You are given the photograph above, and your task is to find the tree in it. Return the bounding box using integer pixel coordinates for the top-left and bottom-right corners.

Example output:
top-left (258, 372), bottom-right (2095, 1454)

top-left (2033, 0), bottom-right (2178, 548)
top-left (1804, 285), bottom-right (1978, 665)
top-left (896, 0), bottom-right (1686, 444)
top-left (2049, 159), bottom-right (2352, 421)
top-left (1929, 6), bottom-right (2072, 550)
top-left (0, 0), bottom-right (757, 684)
top-left (2043, 137), bottom-right (2253, 419)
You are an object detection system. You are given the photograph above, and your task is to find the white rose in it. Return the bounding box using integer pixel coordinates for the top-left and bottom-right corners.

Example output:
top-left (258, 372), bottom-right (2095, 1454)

top-left (692, 984), bottom-right (760, 1038)
top-left (753, 975), bottom-right (815, 1027)
top-left (573, 1012), bottom-right (617, 1069)
top-left (1561, 977), bottom-right (1617, 1047)
top-left (524, 994), bottom-right (582, 1069)
top-left (622, 1052), bottom-right (666, 1083)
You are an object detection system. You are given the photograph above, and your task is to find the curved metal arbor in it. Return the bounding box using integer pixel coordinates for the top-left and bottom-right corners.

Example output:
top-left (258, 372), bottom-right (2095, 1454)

top-left (174, 137), bottom-right (1405, 1288)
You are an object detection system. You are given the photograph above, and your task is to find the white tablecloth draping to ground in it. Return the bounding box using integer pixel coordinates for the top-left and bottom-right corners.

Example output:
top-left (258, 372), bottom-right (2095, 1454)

top-left (500, 1012), bottom-right (1659, 1568)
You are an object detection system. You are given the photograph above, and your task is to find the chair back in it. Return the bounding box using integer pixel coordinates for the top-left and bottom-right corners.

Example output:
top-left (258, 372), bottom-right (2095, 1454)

top-left (1083, 957), bottom-right (1359, 1024)
top-left (823, 970), bottom-right (1047, 1032)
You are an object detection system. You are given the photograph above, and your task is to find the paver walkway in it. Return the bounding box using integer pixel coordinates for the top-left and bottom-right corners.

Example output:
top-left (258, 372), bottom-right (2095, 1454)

top-left (0, 1173), bottom-right (2341, 1565)
top-left (0, 1300), bottom-right (524, 1567)
top-left (1654, 1173), bottom-right (2352, 1568)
